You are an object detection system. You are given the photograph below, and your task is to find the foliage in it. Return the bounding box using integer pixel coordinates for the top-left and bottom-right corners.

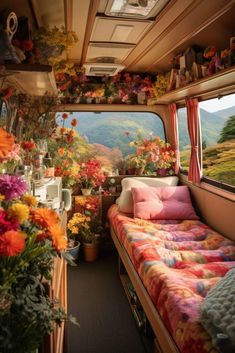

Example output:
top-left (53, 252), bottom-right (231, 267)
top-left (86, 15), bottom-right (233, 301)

top-left (203, 139), bottom-right (235, 186)
top-left (152, 73), bottom-right (170, 99)
top-left (16, 93), bottom-right (58, 140)
top-left (47, 113), bottom-right (94, 188)
top-left (218, 115), bottom-right (235, 143)
top-left (32, 26), bottom-right (78, 73)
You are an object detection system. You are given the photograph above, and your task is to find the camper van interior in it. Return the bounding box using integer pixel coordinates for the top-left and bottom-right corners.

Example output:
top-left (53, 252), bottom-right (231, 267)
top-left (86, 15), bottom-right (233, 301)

top-left (0, 1), bottom-right (235, 353)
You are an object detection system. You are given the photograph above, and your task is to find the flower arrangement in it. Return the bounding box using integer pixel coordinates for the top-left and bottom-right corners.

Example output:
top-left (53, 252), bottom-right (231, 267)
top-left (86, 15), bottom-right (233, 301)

top-left (0, 171), bottom-right (75, 353)
top-left (76, 159), bottom-right (105, 190)
top-left (32, 26), bottom-right (78, 68)
top-left (127, 130), bottom-right (176, 174)
top-left (56, 71), bottom-right (155, 104)
top-left (16, 93), bottom-right (58, 140)
top-left (47, 114), bottom-right (94, 188)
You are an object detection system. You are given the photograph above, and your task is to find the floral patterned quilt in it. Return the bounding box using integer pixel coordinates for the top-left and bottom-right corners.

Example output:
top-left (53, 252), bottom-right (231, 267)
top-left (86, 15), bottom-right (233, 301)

top-left (108, 205), bottom-right (235, 353)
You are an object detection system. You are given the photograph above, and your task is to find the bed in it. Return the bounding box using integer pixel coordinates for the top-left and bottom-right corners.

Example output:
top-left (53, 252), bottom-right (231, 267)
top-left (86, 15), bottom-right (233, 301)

top-left (108, 178), bottom-right (235, 353)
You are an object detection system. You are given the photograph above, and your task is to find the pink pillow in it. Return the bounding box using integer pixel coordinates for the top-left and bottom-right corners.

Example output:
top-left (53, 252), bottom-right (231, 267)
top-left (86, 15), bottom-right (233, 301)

top-left (132, 186), bottom-right (199, 220)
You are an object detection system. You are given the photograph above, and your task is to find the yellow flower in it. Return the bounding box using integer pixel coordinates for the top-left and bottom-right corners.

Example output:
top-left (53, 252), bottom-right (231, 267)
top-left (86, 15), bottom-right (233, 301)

top-left (0, 194), bottom-right (5, 202)
top-left (22, 194), bottom-right (38, 207)
top-left (8, 203), bottom-right (29, 224)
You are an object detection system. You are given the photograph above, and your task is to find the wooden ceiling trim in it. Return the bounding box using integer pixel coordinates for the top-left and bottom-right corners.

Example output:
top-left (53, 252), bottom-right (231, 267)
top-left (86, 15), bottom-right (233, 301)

top-left (64, 0), bottom-right (73, 31)
top-left (64, 0), bottom-right (74, 61)
top-left (81, 0), bottom-right (100, 64)
top-left (124, 0), bottom-right (196, 69)
top-left (127, 0), bottom-right (235, 73)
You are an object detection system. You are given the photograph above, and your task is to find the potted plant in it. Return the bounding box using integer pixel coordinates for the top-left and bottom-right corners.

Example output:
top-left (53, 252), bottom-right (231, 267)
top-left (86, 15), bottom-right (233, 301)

top-left (67, 211), bottom-right (102, 262)
top-left (82, 231), bottom-right (101, 262)
top-left (116, 158), bottom-right (127, 175)
top-left (127, 131), bottom-right (176, 175)
top-left (124, 154), bottom-right (147, 175)
top-left (76, 159), bottom-right (105, 195)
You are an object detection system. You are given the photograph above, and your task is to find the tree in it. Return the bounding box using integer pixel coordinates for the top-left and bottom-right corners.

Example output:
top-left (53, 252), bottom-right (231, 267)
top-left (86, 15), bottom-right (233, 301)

top-left (218, 115), bottom-right (235, 143)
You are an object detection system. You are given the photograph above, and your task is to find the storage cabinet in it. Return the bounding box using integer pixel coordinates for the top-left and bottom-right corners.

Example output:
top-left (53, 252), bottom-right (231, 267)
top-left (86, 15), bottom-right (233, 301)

top-left (2, 63), bottom-right (58, 96)
top-left (119, 258), bottom-right (155, 353)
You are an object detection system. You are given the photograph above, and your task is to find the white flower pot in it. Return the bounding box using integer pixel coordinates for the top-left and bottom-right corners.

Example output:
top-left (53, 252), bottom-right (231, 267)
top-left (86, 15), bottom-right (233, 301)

top-left (81, 188), bottom-right (92, 196)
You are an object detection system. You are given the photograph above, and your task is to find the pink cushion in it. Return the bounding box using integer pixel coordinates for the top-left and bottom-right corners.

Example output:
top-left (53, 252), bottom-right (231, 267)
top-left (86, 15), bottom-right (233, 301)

top-left (132, 186), bottom-right (199, 220)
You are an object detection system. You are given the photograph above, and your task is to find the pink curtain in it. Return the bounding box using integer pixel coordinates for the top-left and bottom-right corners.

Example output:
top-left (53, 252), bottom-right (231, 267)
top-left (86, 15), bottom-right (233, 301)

top-left (168, 103), bottom-right (179, 174)
top-left (186, 98), bottom-right (202, 183)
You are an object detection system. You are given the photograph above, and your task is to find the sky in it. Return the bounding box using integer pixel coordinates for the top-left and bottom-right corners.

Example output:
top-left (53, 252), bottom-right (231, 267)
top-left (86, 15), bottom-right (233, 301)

top-left (199, 93), bottom-right (235, 112)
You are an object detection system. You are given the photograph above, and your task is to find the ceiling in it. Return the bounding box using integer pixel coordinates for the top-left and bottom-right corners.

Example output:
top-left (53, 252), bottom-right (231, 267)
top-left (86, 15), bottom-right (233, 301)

top-left (1, 0), bottom-right (235, 75)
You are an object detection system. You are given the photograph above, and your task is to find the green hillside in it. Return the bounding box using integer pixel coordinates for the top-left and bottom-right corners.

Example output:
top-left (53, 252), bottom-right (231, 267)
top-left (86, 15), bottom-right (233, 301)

top-left (178, 108), bottom-right (228, 150)
top-left (60, 112), bottom-right (165, 156)
top-left (57, 106), bottom-right (234, 155)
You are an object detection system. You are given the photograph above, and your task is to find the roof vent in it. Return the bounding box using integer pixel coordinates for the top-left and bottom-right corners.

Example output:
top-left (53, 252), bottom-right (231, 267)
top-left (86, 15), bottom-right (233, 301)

top-left (83, 63), bottom-right (125, 76)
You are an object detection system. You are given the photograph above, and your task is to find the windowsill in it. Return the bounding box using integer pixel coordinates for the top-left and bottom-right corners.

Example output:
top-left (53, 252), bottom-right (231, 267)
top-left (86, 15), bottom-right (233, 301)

top-left (180, 174), bottom-right (235, 202)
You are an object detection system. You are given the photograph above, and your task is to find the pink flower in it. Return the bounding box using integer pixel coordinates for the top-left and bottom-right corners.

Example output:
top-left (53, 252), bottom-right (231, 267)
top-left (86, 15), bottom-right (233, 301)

top-left (5, 144), bottom-right (21, 161)
top-left (0, 175), bottom-right (27, 201)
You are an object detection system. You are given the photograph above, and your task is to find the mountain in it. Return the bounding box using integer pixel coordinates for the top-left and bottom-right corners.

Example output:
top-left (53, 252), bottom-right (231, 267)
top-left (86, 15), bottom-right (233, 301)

top-left (60, 112), bottom-right (165, 156)
top-left (57, 105), bottom-right (235, 154)
top-left (215, 106), bottom-right (235, 119)
top-left (178, 107), bottom-right (232, 149)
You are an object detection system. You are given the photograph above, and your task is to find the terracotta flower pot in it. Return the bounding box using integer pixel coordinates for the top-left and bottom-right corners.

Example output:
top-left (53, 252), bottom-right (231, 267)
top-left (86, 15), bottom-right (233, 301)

top-left (83, 242), bottom-right (99, 262)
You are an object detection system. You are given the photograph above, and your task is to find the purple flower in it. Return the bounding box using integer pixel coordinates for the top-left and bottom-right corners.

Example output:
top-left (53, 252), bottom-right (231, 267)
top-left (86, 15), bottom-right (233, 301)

top-left (0, 174), bottom-right (27, 201)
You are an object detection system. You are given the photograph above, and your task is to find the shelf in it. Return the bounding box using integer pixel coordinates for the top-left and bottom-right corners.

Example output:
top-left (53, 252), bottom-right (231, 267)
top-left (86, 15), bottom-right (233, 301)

top-left (153, 66), bottom-right (235, 104)
top-left (2, 64), bottom-right (58, 96)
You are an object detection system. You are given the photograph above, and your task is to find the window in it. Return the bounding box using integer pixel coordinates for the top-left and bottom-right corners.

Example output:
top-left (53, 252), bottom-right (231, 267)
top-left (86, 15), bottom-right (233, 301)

top-left (199, 93), bottom-right (235, 187)
top-left (56, 111), bottom-right (165, 173)
top-left (177, 107), bottom-right (190, 171)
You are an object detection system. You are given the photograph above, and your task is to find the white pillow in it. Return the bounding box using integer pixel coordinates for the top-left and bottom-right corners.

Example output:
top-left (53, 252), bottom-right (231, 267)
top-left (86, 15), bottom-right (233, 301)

top-left (118, 176), bottom-right (179, 213)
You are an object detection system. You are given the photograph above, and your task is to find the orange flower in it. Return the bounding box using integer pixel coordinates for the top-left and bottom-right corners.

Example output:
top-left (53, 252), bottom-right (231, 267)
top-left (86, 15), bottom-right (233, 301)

top-left (48, 224), bottom-right (67, 251)
top-left (22, 194), bottom-right (38, 207)
top-left (0, 230), bottom-right (25, 256)
top-left (62, 113), bottom-right (69, 120)
top-left (69, 130), bottom-right (75, 136)
top-left (60, 127), bottom-right (66, 134)
top-left (63, 170), bottom-right (71, 176)
top-left (0, 127), bottom-right (15, 162)
top-left (31, 208), bottom-right (60, 229)
top-left (71, 118), bottom-right (77, 127)
top-left (58, 147), bottom-right (65, 157)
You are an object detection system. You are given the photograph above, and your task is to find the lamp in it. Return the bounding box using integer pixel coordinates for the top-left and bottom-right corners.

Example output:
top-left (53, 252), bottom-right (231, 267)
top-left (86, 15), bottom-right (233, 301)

top-left (105, 0), bottom-right (169, 19)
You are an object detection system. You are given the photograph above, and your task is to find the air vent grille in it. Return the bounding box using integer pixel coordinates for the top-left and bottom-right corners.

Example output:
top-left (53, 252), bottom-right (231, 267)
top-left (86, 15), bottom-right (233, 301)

top-left (83, 63), bottom-right (125, 76)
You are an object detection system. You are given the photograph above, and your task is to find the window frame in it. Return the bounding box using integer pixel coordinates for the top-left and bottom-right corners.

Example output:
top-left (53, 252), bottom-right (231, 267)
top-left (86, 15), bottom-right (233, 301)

top-left (177, 94), bottom-right (235, 194)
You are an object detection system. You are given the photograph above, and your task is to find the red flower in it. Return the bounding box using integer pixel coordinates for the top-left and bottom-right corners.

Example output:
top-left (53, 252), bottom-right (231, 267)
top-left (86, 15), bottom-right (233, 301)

top-left (71, 118), bottom-right (77, 127)
top-left (0, 88), bottom-right (13, 100)
top-left (62, 113), bottom-right (69, 120)
top-left (0, 230), bottom-right (25, 256)
top-left (0, 210), bottom-right (19, 235)
top-left (21, 40), bottom-right (33, 52)
top-left (60, 127), bottom-right (66, 134)
top-left (55, 166), bottom-right (62, 176)
top-left (21, 141), bottom-right (35, 151)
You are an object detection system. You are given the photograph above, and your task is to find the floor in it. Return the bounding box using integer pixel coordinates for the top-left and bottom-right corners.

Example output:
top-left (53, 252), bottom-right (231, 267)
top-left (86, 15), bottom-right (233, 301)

top-left (65, 246), bottom-right (154, 353)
